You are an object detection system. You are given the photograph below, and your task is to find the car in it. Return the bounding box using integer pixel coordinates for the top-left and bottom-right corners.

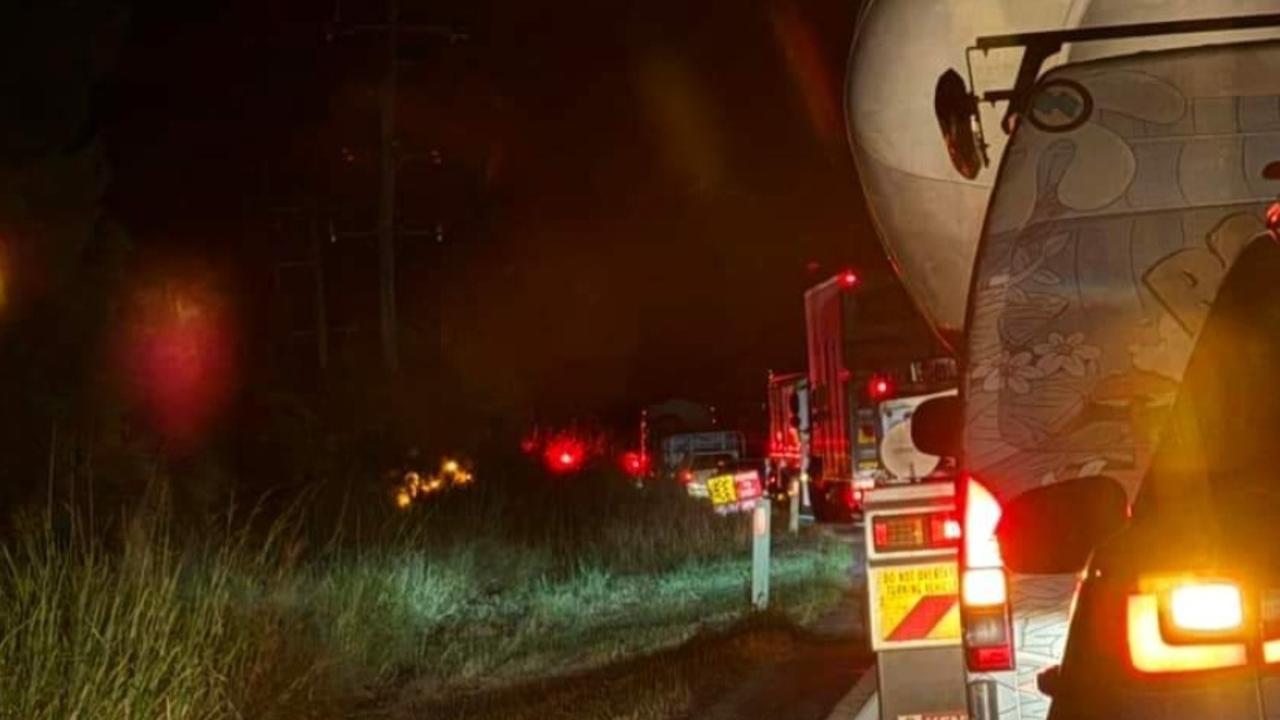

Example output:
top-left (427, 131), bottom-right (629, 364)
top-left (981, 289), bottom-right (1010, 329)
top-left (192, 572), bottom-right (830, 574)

top-left (677, 452), bottom-right (738, 498)
top-left (1038, 236), bottom-right (1280, 719)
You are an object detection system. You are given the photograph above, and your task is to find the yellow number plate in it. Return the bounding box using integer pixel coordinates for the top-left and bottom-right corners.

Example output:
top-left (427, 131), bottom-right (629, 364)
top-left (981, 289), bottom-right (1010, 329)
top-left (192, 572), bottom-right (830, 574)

top-left (706, 474), bottom-right (738, 506)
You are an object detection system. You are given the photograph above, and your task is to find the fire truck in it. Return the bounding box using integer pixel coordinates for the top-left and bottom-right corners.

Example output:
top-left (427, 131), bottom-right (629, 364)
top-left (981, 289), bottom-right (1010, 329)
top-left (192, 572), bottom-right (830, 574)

top-left (800, 272), bottom-right (956, 522)
top-left (764, 371), bottom-right (806, 499)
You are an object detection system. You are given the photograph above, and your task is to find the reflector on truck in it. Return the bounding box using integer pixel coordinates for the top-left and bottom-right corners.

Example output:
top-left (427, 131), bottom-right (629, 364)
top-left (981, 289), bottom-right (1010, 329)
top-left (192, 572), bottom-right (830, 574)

top-left (871, 563), bottom-right (962, 647)
top-left (866, 484), bottom-right (964, 652)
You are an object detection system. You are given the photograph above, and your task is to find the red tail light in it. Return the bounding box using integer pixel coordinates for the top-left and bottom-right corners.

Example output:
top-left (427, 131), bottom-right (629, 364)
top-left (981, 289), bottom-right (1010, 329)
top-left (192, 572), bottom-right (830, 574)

top-left (867, 374), bottom-right (894, 401)
top-left (961, 475), bottom-right (1014, 671)
top-left (871, 511), bottom-right (961, 553)
top-left (963, 477), bottom-right (1002, 568)
top-left (839, 483), bottom-right (859, 510)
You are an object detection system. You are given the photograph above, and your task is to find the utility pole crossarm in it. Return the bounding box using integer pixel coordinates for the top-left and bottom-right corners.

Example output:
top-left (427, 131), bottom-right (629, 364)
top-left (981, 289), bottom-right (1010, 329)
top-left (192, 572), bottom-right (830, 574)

top-left (337, 24), bottom-right (468, 42)
top-left (327, 0), bottom-right (469, 375)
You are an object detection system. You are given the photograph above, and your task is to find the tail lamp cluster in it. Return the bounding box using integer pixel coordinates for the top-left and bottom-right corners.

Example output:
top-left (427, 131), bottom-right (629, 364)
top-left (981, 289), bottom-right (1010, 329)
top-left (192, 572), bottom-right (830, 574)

top-left (1127, 578), bottom-right (1280, 674)
top-left (840, 483), bottom-right (867, 512)
top-left (961, 475), bottom-right (1280, 677)
top-left (961, 476), bottom-right (1014, 672)
top-left (870, 510), bottom-right (961, 554)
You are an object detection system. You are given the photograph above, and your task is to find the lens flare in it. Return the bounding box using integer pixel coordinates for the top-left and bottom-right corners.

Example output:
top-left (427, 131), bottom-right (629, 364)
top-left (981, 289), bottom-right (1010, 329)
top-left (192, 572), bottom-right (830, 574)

top-left (543, 434), bottom-right (587, 474)
top-left (620, 451), bottom-right (650, 477)
top-left (118, 274), bottom-right (236, 451)
top-left (636, 50), bottom-right (724, 192)
top-left (770, 0), bottom-right (841, 152)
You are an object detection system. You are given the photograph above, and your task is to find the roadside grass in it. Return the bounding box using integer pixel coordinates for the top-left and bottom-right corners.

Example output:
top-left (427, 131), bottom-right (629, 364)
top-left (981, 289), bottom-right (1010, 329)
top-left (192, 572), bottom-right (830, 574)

top-left (336, 528), bottom-right (851, 705)
top-left (0, 467), bottom-right (853, 719)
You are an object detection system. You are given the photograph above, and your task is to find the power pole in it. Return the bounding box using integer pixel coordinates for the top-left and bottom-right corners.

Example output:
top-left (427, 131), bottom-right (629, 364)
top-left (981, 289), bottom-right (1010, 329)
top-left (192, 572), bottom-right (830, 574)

top-left (377, 0), bottom-right (400, 373)
top-left (269, 203), bottom-right (330, 374)
top-left (309, 203), bottom-right (330, 371)
top-left (329, 0), bottom-right (467, 375)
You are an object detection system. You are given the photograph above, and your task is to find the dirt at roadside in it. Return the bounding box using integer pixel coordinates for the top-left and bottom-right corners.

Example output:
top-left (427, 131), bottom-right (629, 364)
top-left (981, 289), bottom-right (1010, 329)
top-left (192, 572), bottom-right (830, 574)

top-left (357, 592), bottom-right (869, 720)
top-left (353, 526), bottom-right (871, 720)
top-left (687, 592), bottom-right (869, 720)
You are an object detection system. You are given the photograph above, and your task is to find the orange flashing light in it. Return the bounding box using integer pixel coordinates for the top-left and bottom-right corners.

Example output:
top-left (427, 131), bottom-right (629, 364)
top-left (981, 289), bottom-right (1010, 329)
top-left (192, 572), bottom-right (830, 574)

top-left (1127, 593), bottom-right (1246, 673)
top-left (1265, 640), bottom-right (1280, 664)
top-left (1169, 583), bottom-right (1244, 634)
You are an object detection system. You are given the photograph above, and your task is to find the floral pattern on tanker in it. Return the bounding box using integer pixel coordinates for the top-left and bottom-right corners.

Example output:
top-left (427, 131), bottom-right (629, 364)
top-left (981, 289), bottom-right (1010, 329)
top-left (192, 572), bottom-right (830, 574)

top-left (963, 43), bottom-right (1280, 502)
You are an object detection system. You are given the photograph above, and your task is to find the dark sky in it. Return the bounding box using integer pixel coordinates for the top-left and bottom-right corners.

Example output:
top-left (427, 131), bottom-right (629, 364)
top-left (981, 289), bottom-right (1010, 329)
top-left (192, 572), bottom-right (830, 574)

top-left (103, 0), bottom-right (890, 422)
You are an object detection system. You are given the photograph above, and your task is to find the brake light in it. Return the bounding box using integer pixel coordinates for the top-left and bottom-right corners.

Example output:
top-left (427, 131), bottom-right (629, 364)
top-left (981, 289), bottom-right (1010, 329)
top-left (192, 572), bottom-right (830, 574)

top-left (969, 645), bottom-right (1013, 671)
top-left (867, 374), bottom-right (894, 401)
top-left (1169, 583), bottom-right (1243, 634)
top-left (1127, 592), bottom-right (1246, 674)
top-left (963, 476), bottom-right (1002, 568)
top-left (960, 475), bottom-right (1013, 672)
top-left (680, 470), bottom-right (694, 484)
top-left (839, 483), bottom-right (858, 510)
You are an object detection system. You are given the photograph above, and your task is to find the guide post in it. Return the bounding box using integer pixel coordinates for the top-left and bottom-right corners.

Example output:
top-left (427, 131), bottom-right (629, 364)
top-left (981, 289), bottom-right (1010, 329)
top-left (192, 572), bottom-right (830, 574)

top-left (752, 497), bottom-right (771, 610)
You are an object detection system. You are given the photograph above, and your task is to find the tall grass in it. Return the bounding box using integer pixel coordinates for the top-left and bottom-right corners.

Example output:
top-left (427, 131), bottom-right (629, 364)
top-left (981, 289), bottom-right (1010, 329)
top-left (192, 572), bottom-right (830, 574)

top-left (0, 467), bottom-right (850, 719)
top-left (0, 515), bottom-right (313, 720)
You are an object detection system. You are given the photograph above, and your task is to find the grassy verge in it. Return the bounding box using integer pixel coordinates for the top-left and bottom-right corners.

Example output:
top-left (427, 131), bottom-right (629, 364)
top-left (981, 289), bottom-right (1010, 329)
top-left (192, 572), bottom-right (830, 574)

top-left (401, 616), bottom-right (816, 720)
top-left (348, 529), bottom-right (851, 707)
top-left (0, 469), bottom-right (853, 719)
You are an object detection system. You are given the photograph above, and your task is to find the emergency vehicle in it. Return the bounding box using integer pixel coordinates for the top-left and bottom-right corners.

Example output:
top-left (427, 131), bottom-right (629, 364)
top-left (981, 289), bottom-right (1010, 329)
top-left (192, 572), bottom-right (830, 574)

top-left (849, 2), bottom-right (1280, 718)
top-left (765, 371), bottom-right (806, 499)
top-left (801, 274), bottom-right (954, 521)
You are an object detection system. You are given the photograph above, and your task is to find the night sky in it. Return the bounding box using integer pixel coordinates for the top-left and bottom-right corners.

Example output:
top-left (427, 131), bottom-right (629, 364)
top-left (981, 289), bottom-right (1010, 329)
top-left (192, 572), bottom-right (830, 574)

top-left (100, 0), bottom-right (888, 425)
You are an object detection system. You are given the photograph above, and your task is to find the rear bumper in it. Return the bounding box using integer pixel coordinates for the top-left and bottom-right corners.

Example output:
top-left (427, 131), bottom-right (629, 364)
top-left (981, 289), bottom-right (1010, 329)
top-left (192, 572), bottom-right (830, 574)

top-left (1108, 679), bottom-right (1262, 719)
top-left (964, 668), bottom-right (1266, 720)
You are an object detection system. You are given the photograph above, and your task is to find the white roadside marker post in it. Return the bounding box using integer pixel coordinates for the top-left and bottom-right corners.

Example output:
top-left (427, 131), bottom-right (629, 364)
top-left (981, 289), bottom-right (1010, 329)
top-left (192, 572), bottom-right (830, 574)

top-left (788, 476), bottom-right (800, 534)
top-left (752, 497), bottom-right (771, 610)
